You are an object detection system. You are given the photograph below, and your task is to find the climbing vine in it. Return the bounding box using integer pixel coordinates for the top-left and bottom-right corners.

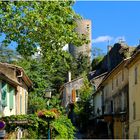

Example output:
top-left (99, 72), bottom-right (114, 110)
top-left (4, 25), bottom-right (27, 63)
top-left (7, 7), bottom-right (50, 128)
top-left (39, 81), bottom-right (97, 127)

top-left (2, 109), bottom-right (75, 139)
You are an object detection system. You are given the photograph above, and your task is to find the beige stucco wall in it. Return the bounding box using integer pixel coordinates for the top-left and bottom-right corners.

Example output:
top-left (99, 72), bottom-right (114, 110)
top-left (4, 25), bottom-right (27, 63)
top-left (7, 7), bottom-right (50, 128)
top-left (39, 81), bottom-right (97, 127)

top-left (62, 78), bottom-right (83, 108)
top-left (0, 64), bottom-right (29, 116)
top-left (129, 58), bottom-right (140, 139)
top-left (93, 90), bottom-right (102, 117)
top-left (104, 67), bottom-right (128, 114)
top-left (16, 83), bottom-right (28, 115)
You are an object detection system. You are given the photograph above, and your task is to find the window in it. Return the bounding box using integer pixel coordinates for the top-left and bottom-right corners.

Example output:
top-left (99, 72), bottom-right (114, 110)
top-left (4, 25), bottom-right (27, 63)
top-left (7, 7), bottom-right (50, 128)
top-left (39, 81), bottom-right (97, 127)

top-left (1, 81), bottom-right (7, 107)
top-left (76, 90), bottom-right (79, 98)
top-left (68, 96), bottom-right (70, 102)
top-left (112, 79), bottom-right (114, 90)
top-left (122, 70), bottom-right (124, 81)
top-left (20, 95), bottom-right (22, 114)
top-left (116, 77), bottom-right (118, 87)
top-left (135, 67), bottom-right (138, 84)
top-left (25, 91), bottom-right (27, 113)
top-left (87, 24), bottom-right (90, 29)
top-left (72, 89), bottom-right (76, 102)
top-left (9, 86), bottom-right (15, 110)
top-left (133, 102), bottom-right (136, 120)
top-left (111, 100), bottom-right (114, 113)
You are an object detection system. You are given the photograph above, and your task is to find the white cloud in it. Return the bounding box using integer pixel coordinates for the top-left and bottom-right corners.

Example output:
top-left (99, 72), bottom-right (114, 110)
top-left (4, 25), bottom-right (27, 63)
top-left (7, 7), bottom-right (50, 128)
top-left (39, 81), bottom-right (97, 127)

top-left (92, 35), bottom-right (113, 43)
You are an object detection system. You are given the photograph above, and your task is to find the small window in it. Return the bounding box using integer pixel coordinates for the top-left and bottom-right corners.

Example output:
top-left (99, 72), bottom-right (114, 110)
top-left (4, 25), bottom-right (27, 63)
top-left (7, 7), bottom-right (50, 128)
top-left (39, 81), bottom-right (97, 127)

top-left (111, 100), bottom-right (114, 113)
top-left (116, 78), bottom-right (118, 87)
top-left (122, 70), bottom-right (124, 81)
top-left (25, 91), bottom-right (27, 113)
top-left (9, 86), bottom-right (15, 110)
top-left (133, 102), bottom-right (136, 120)
top-left (87, 24), bottom-right (89, 29)
top-left (20, 95), bottom-right (22, 114)
top-left (1, 81), bottom-right (7, 107)
top-left (76, 90), bottom-right (79, 98)
top-left (112, 79), bottom-right (114, 90)
top-left (135, 67), bottom-right (138, 84)
top-left (68, 96), bottom-right (70, 102)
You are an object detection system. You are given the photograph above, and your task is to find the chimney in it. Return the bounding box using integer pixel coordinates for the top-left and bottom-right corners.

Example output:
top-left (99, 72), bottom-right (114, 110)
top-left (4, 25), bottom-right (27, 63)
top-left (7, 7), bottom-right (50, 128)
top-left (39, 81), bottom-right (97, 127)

top-left (68, 71), bottom-right (71, 82)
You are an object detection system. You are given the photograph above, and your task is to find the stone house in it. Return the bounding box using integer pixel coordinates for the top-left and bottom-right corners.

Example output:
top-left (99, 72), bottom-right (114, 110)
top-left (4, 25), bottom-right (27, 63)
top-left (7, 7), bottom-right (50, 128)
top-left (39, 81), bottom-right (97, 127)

top-left (127, 48), bottom-right (140, 139)
top-left (61, 76), bottom-right (83, 110)
top-left (0, 63), bottom-right (32, 117)
top-left (95, 58), bottom-right (130, 139)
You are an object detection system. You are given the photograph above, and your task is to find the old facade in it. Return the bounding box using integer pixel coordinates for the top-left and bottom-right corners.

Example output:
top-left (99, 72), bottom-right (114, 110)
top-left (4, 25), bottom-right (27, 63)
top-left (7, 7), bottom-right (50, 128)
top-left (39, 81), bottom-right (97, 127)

top-left (127, 49), bottom-right (140, 139)
top-left (69, 19), bottom-right (92, 61)
top-left (0, 63), bottom-right (32, 117)
top-left (102, 59), bottom-right (129, 139)
top-left (92, 59), bottom-right (130, 139)
top-left (61, 77), bottom-right (83, 109)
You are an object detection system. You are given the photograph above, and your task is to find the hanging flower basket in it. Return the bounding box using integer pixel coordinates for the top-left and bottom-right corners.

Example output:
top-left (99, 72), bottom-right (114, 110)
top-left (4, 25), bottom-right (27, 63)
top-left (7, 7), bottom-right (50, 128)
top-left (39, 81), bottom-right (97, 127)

top-left (37, 109), bottom-right (59, 121)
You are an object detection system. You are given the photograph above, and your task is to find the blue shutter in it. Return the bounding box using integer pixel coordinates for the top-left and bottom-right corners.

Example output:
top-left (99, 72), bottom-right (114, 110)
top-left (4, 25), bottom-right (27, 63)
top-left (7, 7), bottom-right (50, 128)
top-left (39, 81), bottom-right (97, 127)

top-left (9, 86), bottom-right (15, 110)
top-left (1, 82), bottom-right (7, 107)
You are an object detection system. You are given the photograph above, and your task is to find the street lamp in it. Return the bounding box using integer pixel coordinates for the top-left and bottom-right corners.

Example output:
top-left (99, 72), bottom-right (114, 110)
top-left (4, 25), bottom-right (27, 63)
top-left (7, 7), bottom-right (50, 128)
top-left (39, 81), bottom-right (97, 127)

top-left (44, 89), bottom-right (52, 140)
top-left (44, 90), bottom-right (52, 109)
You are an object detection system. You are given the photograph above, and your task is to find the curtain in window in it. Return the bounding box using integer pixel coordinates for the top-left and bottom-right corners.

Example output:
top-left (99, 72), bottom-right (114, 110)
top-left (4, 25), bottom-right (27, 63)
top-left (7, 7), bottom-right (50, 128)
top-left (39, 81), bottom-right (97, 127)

top-left (1, 82), bottom-right (7, 107)
top-left (9, 86), bottom-right (15, 110)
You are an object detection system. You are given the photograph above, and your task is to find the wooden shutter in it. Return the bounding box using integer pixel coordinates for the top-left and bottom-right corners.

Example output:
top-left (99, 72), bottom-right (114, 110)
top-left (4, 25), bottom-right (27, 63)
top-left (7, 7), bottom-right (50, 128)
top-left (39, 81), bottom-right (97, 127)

top-left (72, 89), bottom-right (76, 103)
top-left (9, 86), bottom-right (15, 110)
top-left (1, 82), bottom-right (7, 107)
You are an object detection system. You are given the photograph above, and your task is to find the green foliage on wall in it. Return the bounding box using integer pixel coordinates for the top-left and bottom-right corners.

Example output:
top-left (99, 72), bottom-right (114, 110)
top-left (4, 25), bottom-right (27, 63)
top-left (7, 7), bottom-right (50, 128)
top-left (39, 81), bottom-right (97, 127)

top-left (74, 73), bottom-right (93, 131)
top-left (2, 112), bottom-right (75, 139)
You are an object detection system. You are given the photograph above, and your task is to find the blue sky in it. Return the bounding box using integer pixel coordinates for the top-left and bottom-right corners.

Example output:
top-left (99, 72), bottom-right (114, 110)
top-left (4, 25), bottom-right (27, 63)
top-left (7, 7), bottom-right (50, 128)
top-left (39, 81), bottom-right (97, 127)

top-left (73, 1), bottom-right (140, 53)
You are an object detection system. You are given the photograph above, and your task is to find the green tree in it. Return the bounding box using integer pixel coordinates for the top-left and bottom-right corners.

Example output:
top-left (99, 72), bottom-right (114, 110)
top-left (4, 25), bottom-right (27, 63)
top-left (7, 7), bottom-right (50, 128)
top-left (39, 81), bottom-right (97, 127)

top-left (70, 53), bottom-right (91, 79)
top-left (0, 1), bottom-right (89, 138)
top-left (74, 73), bottom-right (93, 131)
top-left (91, 47), bottom-right (104, 70)
top-left (91, 55), bottom-right (104, 70)
top-left (0, 1), bottom-right (85, 57)
top-left (0, 43), bottom-right (16, 63)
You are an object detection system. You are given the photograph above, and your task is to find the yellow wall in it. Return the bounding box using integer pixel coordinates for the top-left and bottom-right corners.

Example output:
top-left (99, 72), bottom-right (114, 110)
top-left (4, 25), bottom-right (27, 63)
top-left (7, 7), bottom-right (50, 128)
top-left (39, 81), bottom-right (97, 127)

top-left (129, 56), bottom-right (140, 139)
top-left (114, 117), bottom-right (123, 139)
top-left (102, 61), bottom-right (129, 139)
top-left (103, 66), bottom-right (128, 114)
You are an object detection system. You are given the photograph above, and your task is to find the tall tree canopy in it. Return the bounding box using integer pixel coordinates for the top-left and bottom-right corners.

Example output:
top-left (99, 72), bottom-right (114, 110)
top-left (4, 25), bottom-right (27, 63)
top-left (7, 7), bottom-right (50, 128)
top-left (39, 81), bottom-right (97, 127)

top-left (0, 1), bottom-right (88, 112)
top-left (0, 1), bottom-right (84, 57)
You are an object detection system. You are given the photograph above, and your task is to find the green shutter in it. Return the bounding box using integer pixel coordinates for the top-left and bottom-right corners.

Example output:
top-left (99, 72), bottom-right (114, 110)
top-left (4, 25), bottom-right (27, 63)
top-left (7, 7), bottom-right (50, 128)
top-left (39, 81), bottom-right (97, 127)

top-left (1, 82), bottom-right (7, 107)
top-left (9, 86), bottom-right (15, 110)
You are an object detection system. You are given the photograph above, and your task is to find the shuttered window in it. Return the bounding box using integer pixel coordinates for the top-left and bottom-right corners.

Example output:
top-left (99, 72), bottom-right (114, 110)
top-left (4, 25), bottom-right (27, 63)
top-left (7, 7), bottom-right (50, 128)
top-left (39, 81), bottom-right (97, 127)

top-left (135, 67), bottom-right (138, 84)
top-left (72, 89), bottom-right (76, 103)
top-left (1, 82), bottom-right (7, 107)
top-left (20, 95), bottom-right (22, 114)
top-left (25, 91), bottom-right (27, 114)
top-left (9, 86), bottom-right (15, 110)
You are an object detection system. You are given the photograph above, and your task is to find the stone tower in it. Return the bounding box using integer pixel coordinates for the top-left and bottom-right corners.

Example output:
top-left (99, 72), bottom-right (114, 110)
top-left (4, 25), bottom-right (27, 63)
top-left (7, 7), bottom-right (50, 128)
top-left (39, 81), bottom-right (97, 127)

top-left (69, 19), bottom-right (92, 61)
